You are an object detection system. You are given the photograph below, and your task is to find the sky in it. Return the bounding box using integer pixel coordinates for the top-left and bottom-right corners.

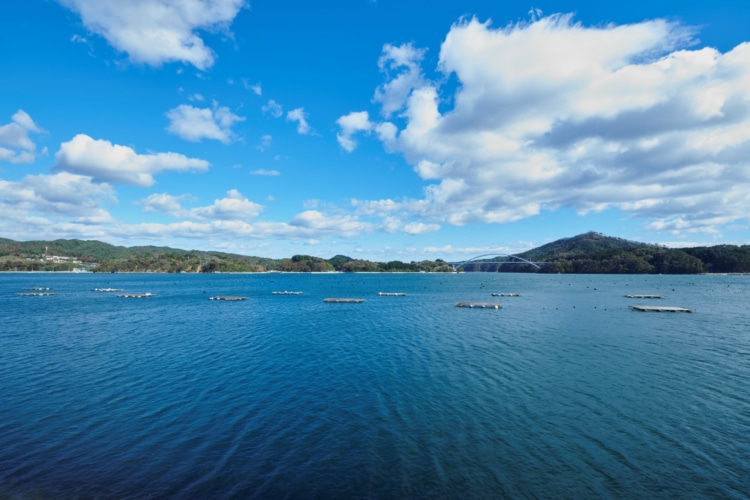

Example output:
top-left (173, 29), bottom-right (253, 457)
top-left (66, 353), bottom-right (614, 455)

top-left (2, 0), bottom-right (750, 261)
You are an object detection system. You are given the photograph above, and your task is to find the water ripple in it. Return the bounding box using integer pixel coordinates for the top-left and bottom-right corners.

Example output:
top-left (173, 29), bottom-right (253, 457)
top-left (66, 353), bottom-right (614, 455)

top-left (1, 273), bottom-right (749, 498)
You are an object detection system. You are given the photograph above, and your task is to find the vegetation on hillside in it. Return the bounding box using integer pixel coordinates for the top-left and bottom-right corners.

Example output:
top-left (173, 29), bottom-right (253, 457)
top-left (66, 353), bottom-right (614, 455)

top-left (459, 232), bottom-right (750, 274)
top-left (2, 232), bottom-right (749, 274)
top-left (0, 239), bottom-right (454, 273)
top-left (0, 239), bottom-right (274, 273)
top-left (682, 245), bottom-right (750, 274)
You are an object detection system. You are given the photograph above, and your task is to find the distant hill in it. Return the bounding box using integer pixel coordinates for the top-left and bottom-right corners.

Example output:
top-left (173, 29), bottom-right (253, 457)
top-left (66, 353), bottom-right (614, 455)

top-left (462, 232), bottom-right (750, 274)
top-left (520, 232), bottom-right (650, 260)
top-left (0, 238), bottom-right (453, 273)
top-left (0, 238), bottom-right (279, 273)
top-left (681, 245), bottom-right (750, 274)
top-left (1, 232), bottom-right (749, 273)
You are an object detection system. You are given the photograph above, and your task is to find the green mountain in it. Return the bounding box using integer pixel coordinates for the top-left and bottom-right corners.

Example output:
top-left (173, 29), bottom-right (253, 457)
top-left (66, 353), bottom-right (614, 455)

top-left (0, 238), bottom-right (454, 273)
top-left (682, 245), bottom-right (750, 274)
top-left (1, 232), bottom-right (749, 273)
top-left (520, 232), bottom-right (706, 274)
top-left (461, 232), bottom-right (750, 274)
top-left (0, 238), bottom-right (279, 273)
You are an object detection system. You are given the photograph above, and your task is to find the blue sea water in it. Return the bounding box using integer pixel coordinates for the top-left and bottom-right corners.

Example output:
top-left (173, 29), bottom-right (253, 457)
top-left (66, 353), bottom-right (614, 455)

top-left (1, 272), bottom-right (748, 499)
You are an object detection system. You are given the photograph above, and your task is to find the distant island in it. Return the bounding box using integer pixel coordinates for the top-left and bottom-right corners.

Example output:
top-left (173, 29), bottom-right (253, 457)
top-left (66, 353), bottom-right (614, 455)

top-left (1, 232), bottom-right (749, 274)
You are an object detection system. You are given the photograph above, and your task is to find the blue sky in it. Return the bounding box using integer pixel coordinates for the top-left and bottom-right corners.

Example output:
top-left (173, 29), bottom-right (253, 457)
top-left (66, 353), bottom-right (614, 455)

top-left (2, 0), bottom-right (749, 261)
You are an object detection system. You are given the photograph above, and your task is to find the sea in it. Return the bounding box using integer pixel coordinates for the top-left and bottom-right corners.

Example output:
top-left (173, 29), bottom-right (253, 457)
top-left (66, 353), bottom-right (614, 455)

top-left (1, 272), bottom-right (748, 499)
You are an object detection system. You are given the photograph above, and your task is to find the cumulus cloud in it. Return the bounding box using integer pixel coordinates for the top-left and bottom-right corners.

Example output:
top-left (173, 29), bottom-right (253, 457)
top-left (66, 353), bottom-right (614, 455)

top-left (341, 13), bottom-right (750, 236)
top-left (289, 210), bottom-right (371, 237)
top-left (372, 215), bottom-right (439, 235)
top-left (192, 189), bottom-right (263, 220)
top-left (250, 169), bottom-right (280, 176)
top-left (336, 111), bottom-right (373, 152)
top-left (0, 172), bottom-right (115, 222)
top-left (166, 102), bottom-right (245, 143)
top-left (286, 108), bottom-right (311, 134)
top-left (135, 192), bottom-right (190, 217)
top-left (262, 99), bottom-right (283, 117)
top-left (0, 110), bottom-right (45, 164)
top-left (256, 134), bottom-right (272, 151)
top-left (137, 189), bottom-right (263, 220)
top-left (244, 79), bottom-right (262, 95)
top-left (402, 221), bottom-right (440, 235)
top-left (116, 207), bottom-right (371, 241)
top-left (55, 134), bottom-right (209, 186)
top-left (0, 179), bottom-right (375, 244)
top-left (57, 0), bottom-right (247, 69)
top-left (374, 43), bottom-right (427, 118)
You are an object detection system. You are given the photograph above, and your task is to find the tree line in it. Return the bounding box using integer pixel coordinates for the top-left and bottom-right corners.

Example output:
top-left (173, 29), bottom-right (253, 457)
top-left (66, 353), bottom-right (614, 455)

top-left (2, 234), bottom-right (750, 274)
top-left (459, 232), bottom-right (750, 274)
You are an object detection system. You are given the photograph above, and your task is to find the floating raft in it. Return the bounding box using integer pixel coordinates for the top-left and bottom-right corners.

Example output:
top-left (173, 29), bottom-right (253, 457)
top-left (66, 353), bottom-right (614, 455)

top-left (378, 292), bottom-right (406, 296)
top-left (492, 293), bottom-right (520, 297)
top-left (116, 293), bottom-right (153, 298)
top-left (456, 302), bottom-right (502, 309)
top-left (209, 296), bottom-right (247, 301)
top-left (272, 291), bottom-right (302, 295)
top-left (324, 298), bottom-right (364, 303)
top-left (93, 288), bottom-right (123, 292)
top-left (17, 292), bottom-right (57, 296)
top-left (631, 305), bottom-right (692, 313)
top-left (624, 294), bottom-right (663, 299)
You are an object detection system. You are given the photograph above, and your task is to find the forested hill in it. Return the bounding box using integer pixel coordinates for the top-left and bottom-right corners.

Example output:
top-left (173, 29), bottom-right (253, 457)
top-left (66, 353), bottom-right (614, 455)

top-left (1, 233), bottom-right (749, 273)
top-left (463, 232), bottom-right (750, 274)
top-left (0, 238), bottom-right (278, 273)
top-left (0, 238), bottom-right (453, 273)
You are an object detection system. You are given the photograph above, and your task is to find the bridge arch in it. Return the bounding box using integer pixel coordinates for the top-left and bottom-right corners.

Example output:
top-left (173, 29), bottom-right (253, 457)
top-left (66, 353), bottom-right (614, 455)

top-left (450, 254), bottom-right (543, 271)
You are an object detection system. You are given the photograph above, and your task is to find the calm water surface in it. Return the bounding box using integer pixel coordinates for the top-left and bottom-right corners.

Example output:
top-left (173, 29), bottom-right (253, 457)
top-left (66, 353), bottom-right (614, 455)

top-left (1, 272), bottom-right (748, 498)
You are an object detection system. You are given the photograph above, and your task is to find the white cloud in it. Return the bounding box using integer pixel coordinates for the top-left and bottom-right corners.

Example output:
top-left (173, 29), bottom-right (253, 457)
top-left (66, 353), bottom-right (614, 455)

top-left (112, 208), bottom-right (371, 241)
top-left (0, 182), bottom-right (379, 245)
top-left (336, 111), bottom-right (373, 152)
top-left (352, 198), bottom-right (402, 216)
top-left (402, 221), bottom-right (440, 235)
top-left (289, 210), bottom-right (371, 237)
top-left (250, 169), bottom-right (280, 176)
top-left (0, 110), bottom-right (45, 164)
top-left (345, 13), bottom-right (750, 236)
top-left (55, 134), bottom-right (209, 187)
top-left (256, 134), bottom-right (272, 151)
top-left (192, 189), bottom-right (263, 220)
top-left (374, 43), bottom-right (427, 118)
top-left (166, 102), bottom-right (245, 143)
top-left (137, 189), bottom-right (263, 221)
top-left (135, 192), bottom-right (190, 217)
top-left (286, 107), bottom-right (311, 135)
top-left (244, 79), bottom-right (262, 95)
top-left (57, 0), bottom-right (247, 70)
top-left (0, 172), bottom-right (115, 223)
top-left (262, 99), bottom-right (283, 118)
top-left (380, 216), bottom-right (401, 234)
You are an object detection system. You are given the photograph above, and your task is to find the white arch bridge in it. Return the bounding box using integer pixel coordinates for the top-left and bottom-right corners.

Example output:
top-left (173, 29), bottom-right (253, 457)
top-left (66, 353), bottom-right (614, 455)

top-left (449, 254), bottom-right (546, 272)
